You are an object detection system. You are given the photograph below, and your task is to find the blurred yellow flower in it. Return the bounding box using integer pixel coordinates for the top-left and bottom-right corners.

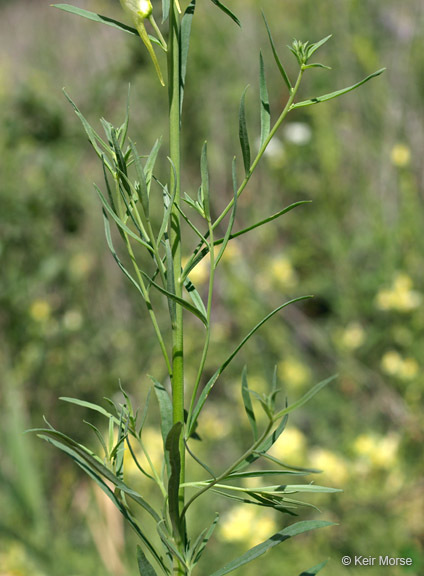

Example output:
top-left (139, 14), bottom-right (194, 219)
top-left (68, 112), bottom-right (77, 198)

top-left (278, 358), bottom-right (309, 390)
top-left (381, 350), bottom-right (419, 380)
top-left (69, 252), bottom-right (93, 279)
top-left (269, 256), bottom-right (298, 290)
top-left (29, 299), bottom-right (51, 322)
top-left (63, 309), bottom-right (83, 331)
top-left (390, 143), bottom-right (411, 167)
top-left (269, 427), bottom-right (306, 464)
top-left (340, 322), bottom-right (365, 350)
top-left (218, 505), bottom-right (276, 546)
top-left (308, 448), bottom-right (348, 485)
top-left (353, 433), bottom-right (399, 469)
top-left (183, 256), bottom-right (209, 286)
top-left (375, 272), bottom-right (422, 312)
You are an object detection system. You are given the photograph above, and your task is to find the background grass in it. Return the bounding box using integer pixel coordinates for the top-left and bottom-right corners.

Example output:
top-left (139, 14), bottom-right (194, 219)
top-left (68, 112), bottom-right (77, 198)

top-left (0, 0), bottom-right (423, 575)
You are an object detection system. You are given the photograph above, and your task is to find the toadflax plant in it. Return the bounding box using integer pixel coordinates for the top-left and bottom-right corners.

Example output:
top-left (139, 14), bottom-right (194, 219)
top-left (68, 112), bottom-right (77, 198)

top-left (32, 2), bottom-right (384, 575)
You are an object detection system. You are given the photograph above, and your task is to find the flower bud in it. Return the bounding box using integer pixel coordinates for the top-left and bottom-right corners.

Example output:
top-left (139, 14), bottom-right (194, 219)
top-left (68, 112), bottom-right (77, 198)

top-left (120, 0), bottom-right (153, 21)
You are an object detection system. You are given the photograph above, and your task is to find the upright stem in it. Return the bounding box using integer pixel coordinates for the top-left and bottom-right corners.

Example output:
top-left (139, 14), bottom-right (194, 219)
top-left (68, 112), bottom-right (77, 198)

top-left (168, 0), bottom-right (186, 567)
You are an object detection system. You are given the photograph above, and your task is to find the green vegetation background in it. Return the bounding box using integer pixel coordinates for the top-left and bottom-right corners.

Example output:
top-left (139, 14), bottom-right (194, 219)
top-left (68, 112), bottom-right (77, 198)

top-left (1, 1), bottom-right (423, 575)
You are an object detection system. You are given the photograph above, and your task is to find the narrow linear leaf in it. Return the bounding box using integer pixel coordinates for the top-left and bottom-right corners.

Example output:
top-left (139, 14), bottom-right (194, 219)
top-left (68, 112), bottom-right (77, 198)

top-left (291, 68), bottom-right (386, 109)
top-left (274, 374), bottom-right (337, 420)
top-left (63, 89), bottom-right (112, 169)
top-left (258, 452), bottom-right (321, 475)
top-left (138, 387), bottom-right (153, 436)
top-left (190, 514), bottom-right (220, 566)
top-left (235, 415), bottom-right (289, 472)
top-left (165, 238), bottom-right (176, 323)
top-left (96, 185), bottom-right (153, 253)
top-left (184, 277), bottom-right (207, 318)
top-left (239, 86), bottom-right (251, 175)
top-left (210, 0), bottom-right (240, 27)
top-left (180, 0), bottom-right (196, 114)
top-left (129, 139), bottom-right (149, 218)
top-left (307, 35), bottom-right (332, 58)
top-left (215, 157), bottom-right (238, 268)
top-left (200, 141), bottom-right (210, 220)
top-left (262, 11), bottom-right (292, 91)
top-left (299, 560), bottom-right (328, 576)
top-left (187, 296), bottom-right (311, 437)
top-left (151, 378), bottom-right (173, 466)
top-left (141, 270), bottom-right (208, 326)
top-left (209, 521), bottom-right (335, 576)
top-left (184, 440), bottom-right (216, 479)
top-left (241, 366), bottom-right (258, 441)
top-left (59, 397), bottom-right (117, 422)
top-left (166, 422), bottom-right (183, 538)
top-left (224, 470), bottom-right (305, 480)
top-left (126, 436), bottom-right (154, 481)
top-left (137, 545), bottom-right (158, 576)
top-left (162, 0), bottom-right (170, 24)
top-left (214, 201), bottom-right (311, 248)
top-left (33, 428), bottom-right (161, 521)
top-left (145, 137), bottom-right (162, 192)
top-left (259, 52), bottom-right (271, 149)
top-left (53, 4), bottom-right (138, 36)
top-left (118, 85), bottom-right (131, 147)
top-left (84, 421), bottom-right (108, 457)
top-left (102, 211), bottom-right (145, 297)
top-left (157, 184), bottom-right (175, 246)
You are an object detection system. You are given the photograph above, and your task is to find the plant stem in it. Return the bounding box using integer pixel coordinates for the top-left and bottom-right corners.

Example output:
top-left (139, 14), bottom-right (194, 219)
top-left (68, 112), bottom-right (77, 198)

top-left (168, 0), bottom-right (186, 568)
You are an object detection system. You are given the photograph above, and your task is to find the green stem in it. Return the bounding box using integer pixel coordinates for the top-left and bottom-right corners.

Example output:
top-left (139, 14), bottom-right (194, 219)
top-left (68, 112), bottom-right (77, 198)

top-left (168, 0), bottom-right (186, 569)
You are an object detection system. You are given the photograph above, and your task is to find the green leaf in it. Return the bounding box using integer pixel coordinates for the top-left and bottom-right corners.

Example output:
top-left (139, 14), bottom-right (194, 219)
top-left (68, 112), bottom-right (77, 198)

top-left (241, 367), bottom-right (258, 441)
top-left (258, 452), bottom-right (321, 475)
top-left (157, 184), bottom-right (175, 246)
top-left (306, 35), bottom-right (332, 59)
top-left (118, 85), bottom-right (131, 147)
top-left (299, 560), bottom-right (328, 576)
top-left (224, 469), bottom-right (305, 480)
top-left (137, 545), bottom-right (158, 576)
top-left (102, 210), bottom-right (145, 298)
top-left (210, 0), bottom-right (240, 27)
top-left (235, 415), bottom-right (289, 472)
top-left (259, 52), bottom-right (271, 149)
top-left (209, 521), bottom-right (335, 576)
top-left (145, 138), bottom-right (162, 193)
top-left (162, 0), bottom-right (170, 24)
top-left (60, 397), bottom-right (117, 422)
top-left (63, 90), bottom-right (112, 171)
top-left (239, 86), bottom-right (251, 175)
top-left (95, 185), bottom-right (153, 253)
top-left (303, 63), bottom-right (332, 70)
top-left (33, 428), bottom-right (161, 521)
top-left (141, 270), bottom-right (208, 326)
top-left (291, 68), bottom-right (386, 109)
top-left (190, 514), bottom-right (219, 566)
top-left (200, 141), bottom-right (211, 221)
top-left (274, 374), bottom-right (337, 420)
top-left (151, 379), bottom-right (173, 470)
top-left (138, 387), bottom-right (153, 437)
top-left (214, 201), bottom-right (310, 249)
top-left (180, 1), bottom-right (196, 115)
top-left (129, 140), bottom-right (149, 218)
top-left (187, 296), bottom-right (311, 437)
top-left (84, 420), bottom-right (108, 457)
top-left (166, 422), bottom-right (184, 539)
top-left (262, 11), bottom-right (292, 91)
top-left (165, 238), bottom-right (177, 323)
top-left (184, 277), bottom-right (207, 318)
top-left (53, 4), bottom-right (138, 36)
top-left (215, 157), bottom-right (238, 268)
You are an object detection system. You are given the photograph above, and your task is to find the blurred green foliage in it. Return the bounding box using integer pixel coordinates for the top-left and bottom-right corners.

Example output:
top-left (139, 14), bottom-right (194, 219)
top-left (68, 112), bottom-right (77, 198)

top-left (1, 1), bottom-right (423, 575)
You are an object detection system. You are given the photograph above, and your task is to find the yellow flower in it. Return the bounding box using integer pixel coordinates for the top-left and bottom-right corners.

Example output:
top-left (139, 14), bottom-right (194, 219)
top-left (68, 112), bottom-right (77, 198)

top-left (340, 322), bottom-right (365, 350)
top-left (390, 143), bottom-right (411, 168)
top-left (29, 299), bottom-right (51, 322)
top-left (269, 256), bottom-right (298, 290)
top-left (269, 427), bottom-right (306, 464)
top-left (375, 272), bottom-right (422, 312)
top-left (278, 358), bottom-right (309, 390)
top-left (381, 350), bottom-right (419, 380)
top-left (218, 505), bottom-right (276, 546)
top-left (353, 433), bottom-right (399, 469)
top-left (308, 448), bottom-right (348, 484)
